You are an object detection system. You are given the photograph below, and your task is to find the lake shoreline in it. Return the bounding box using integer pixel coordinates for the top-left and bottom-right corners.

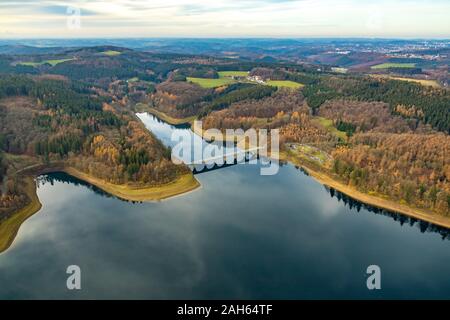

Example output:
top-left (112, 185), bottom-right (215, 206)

top-left (136, 104), bottom-right (197, 125)
top-left (3, 106), bottom-right (448, 256)
top-left (0, 177), bottom-right (42, 253)
top-left (138, 108), bottom-right (450, 230)
top-left (21, 163), bottom-right (201, 203)
top-left (281, 151), bottom-right (450, 230)
top-left (60, 167), bottom-right (200, 202)
top-left (0, 163), bottom-right (200, 253)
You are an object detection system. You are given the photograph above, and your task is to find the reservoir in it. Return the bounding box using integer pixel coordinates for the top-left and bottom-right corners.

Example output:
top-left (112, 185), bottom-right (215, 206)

top-left (0, 113), bottom-right (449, 299)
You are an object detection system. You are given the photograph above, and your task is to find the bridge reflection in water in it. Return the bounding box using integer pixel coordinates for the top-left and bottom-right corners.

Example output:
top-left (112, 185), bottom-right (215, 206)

top-left (187, 148), bottom-right (263, 174)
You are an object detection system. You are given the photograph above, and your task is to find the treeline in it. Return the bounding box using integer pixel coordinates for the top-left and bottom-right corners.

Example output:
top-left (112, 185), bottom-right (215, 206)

top-left (303, 82), bottom-right (340, 111)
top-left (303, 76), bottom-right (450, 133)
top-left (31, 79), bottom-right (103, 113)
top-left (0, 58), bottom-right (38, 75)
top-left (153, 81), bottom-right (210, 117)
top-left (0, 75), bottom-right (122, 130)
top-left (0, 75), bottom-right (123, 156)
top-left (152, 81), bottom-right (276, 119)
top-left (208, 85), bottom-right (276, 112)
top-left (249, 68), bottom-right (287, 80)
top-left (343, 78), bottom-right (450, 133)
top-left (317, 99), bottom-right (422, 134)
top-left (67, 122), bottom-right (187, 185)
top-left (34, 133), bottom-right (83, 157)
top-left (285, 72), bottom-right (320, 85)
top-left (388, 67), bottom-right (422, 75)
top-left (0, 75), bottom-right (186, 190)
top-left (118, 148), bottom-right (151, 177)
top-left (0, 75), bottom-right (34, 98)
top-left (202, 90), bottom-right (307, 131)
top-left (50, 58), bottom-right (138, 82)
top-left (332, 133), bottom-right (450, 215)
top-left (177, 67), bottom-right (219, 79)
top-left (335, 120), bottom-right (356, 137)
top-left (0, 75), bottom-right (103, 112)
top-left (0, 134), bottom-right (6, 184)
top-left (0, 152), bottom-right (5, 183)
top-left (249, 67), bottom-right (320, 85)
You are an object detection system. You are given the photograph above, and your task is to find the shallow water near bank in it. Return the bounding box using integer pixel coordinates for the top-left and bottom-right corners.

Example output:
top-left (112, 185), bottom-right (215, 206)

top-left (0, 113), bottom-right (449, 299)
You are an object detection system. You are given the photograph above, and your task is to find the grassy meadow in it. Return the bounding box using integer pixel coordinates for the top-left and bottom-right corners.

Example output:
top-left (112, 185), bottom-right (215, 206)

top-left (18, 58), bottom-right (74, 67)
top-left (371, 63), bottom-right (416, 69)
top-left (312, 117), bottom-right (348, 141)
top-left (267, 80), bottom-right (304, 89)
top-left (188, 71), bottom-right (304, 89)
top-left (370, 74), bottom-right (441, 88)
top-left (187, 77), bottom-right (236, 88)
top-left (100, 50), bottom-right (122, 56)
top-left (218, 71), bottom-right (249, 78)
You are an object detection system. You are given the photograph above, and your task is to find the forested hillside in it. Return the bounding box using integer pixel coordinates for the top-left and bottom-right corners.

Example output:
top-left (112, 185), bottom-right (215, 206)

top-left (304, 76), bottom-right (450, 133)
top-left (172, 66), bottom-right (449, 216)
top-left (0, 46), bottom-right (448, 221)
top-left (0, 73), bottom-right (187, 219)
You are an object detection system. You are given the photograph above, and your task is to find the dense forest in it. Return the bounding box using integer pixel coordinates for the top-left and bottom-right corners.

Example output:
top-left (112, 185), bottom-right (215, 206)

top-left (151, 81), bottom-right (277, 118)
top-left (332, 133), bottom-right (450, 213)
top-left (175, 67), bottom-right (450, 216)
top-left (304, 76), bottom-right (450, 133)
top-left (0, 46), bottom-right (449, 220)
top-left (202, 90), bottom-right (308, 131)
top-left (0, 73), bottom-right (187, 219)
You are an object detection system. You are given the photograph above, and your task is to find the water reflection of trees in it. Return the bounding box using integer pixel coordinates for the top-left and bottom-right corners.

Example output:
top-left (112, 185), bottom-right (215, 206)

top-left (150, 114), bottom-right (191, 129)
top-left (37, 173), bottom-right (142, 204)
top-left (294, 165), bottom-right (309, 176)
top-left (293, 166), bottom-right (450, 240)
top-left (325, 185), bottom-right (450, 240)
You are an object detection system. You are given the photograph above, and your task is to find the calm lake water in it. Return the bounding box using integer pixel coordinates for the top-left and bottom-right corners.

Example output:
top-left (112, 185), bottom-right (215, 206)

top-left (0, 113), bottom-right (449, 299)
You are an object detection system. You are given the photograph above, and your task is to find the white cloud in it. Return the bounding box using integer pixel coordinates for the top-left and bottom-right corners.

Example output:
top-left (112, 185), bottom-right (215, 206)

top-left (0, 0), bottom-right (449, 38)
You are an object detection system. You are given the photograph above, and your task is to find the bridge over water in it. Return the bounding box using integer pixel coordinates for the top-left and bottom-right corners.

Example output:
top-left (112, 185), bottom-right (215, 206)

top-left (186, 147), bottom-right (262, 174)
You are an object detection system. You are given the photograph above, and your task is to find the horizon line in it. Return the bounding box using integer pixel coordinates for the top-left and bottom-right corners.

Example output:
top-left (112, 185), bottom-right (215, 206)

top-left (0, 36), bottom-right (449, 41)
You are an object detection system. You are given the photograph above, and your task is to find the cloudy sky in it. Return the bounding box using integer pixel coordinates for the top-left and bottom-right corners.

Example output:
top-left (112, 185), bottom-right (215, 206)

top-left (0, 0), bottom-right (449, 38)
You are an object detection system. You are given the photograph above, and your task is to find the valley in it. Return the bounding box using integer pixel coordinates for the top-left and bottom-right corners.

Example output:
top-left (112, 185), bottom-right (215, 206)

top-left (0, 41), bottom-right (449, 253)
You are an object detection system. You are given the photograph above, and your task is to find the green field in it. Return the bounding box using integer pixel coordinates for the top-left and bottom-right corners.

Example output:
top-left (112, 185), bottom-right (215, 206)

top-left (371, 63), bottom-right (416, 69)
top-left (218, 71), bottom-right (249, 78)
top-left (188, 71), bottom-right (250, 88)
top-left (101, 50), bottom-right (122, 56)
top-left (289, 143), bottom-right (332, 166)
top-left (266, 80), bottom-right (304, 89)
top-left (18, 58), bottom-right (74, 67)
top-left (370, 74), bottom-right (441, 88)
top-left (188, 74), bottom-right (304, 89)
top-left (312, 117), bottom-right (347, 141)
top-left (331, 67), bottom-right (348, 74)
top-left (187, 77), bottom-right (236, 88)
top-left (188, 70), bottom-right (303, 89)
